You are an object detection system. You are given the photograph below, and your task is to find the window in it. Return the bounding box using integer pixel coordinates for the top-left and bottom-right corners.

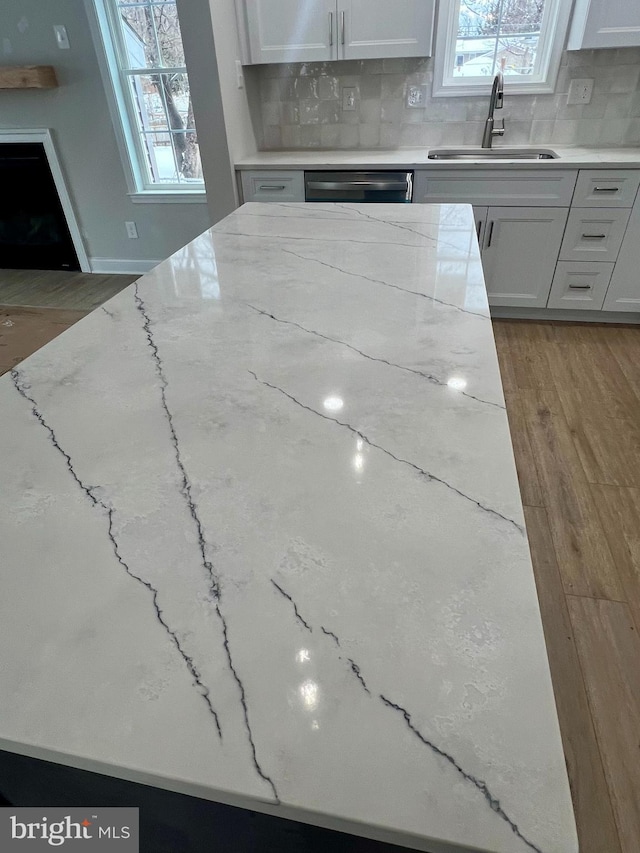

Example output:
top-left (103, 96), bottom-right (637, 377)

top-left (433, 0), bottom-right (572, 97)
top-left (90, 0), bottom-right (204, 196)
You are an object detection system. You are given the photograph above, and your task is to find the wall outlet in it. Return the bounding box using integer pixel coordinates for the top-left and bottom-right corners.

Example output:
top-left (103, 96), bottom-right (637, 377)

top-left (406, 85), bottom-right (426, 108)
top-left (53, 25), bottom-right (70, 49)
top-left (125, 221), bottom-right (138, 239)
top-left (342, 87), bottom-right (357, 111)
top-left (567, 78), bottom-right (593, 105)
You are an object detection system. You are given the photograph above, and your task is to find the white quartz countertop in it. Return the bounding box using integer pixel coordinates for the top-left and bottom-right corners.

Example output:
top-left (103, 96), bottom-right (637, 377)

top-left (235, 145), bottom-right (640, 169)
top-left (0, 203), bottom-right (577, 853)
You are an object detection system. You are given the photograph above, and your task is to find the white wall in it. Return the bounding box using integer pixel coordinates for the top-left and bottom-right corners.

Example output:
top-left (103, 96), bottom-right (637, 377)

top-left (0, 0), bottom-right (226, 270)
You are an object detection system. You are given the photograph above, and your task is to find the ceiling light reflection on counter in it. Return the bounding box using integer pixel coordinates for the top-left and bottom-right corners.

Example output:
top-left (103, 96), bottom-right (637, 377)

top-left (353, 453), bottom-right (365, 472)
top-left (447, 377), bottom-right (467, 391)
top-left (323, 396), bottom-right (344, 412)
top-left (299, 679), bottom-right (319, 711)
top-left (296, 649), bottom-right (311, 663)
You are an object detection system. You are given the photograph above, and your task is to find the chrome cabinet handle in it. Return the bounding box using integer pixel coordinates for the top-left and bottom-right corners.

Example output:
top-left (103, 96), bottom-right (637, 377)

top-left (569, 284), bottom-right (592, 290)
top-left (341, 10), bottom-right (345, 45)
top-left (259, 184), bottom-right (286, 190)
top-left (329, 11), bottom-right (333, 46)
top-left (477, 220), bottom-right (482, 240)
top-left (487, 221), bottom-right (495, 247)
top-left (593, 186), bottom-right (619, 192)
top-left (582, 233), bottom-right (606, 239)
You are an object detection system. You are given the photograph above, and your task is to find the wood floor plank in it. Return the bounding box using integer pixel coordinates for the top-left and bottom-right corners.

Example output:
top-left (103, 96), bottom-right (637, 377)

top-left (568, 596), bottom-right (640, 853)
top-left (605, 327), bottom-right (640, 405)
top-left (0, 270), bottom-right (137, 311)
top-left (525, 507), bottom-right (622, 853)
top-left (548, 335), bottom-right (640, 423)
top-left (567, 413), bottom-right (640, 488)
top-left (521, 390), bottom-right (623, 599)
top-left (503, 389), bottom-right (544, 506)
top-left (591, 484), bottom-right (640, 633)
top-left (491, 320), bottom-right (518, 394)
top-left (0, 306), bottom-right (87, 376)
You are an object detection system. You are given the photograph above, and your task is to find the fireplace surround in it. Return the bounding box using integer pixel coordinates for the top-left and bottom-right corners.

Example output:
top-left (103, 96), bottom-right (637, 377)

top-left (0, 130), bottom-right (88, 272)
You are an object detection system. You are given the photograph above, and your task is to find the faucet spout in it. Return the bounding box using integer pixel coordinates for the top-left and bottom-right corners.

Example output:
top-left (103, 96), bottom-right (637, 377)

top-left (481, 72), bottom-right (505, 149)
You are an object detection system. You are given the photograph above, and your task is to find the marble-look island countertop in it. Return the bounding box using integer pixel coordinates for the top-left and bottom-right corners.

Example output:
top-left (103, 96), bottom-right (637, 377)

top-left (0, 203), bottom-right (576, 853)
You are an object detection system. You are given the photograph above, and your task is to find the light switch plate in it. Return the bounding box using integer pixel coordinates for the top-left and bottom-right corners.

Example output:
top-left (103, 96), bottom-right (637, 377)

top-left (567, 78), bottom-right (593, 105)
top-left (53, 25), bottom-right (70, 49)
top-left (125, 221), bottom-right (138, 239)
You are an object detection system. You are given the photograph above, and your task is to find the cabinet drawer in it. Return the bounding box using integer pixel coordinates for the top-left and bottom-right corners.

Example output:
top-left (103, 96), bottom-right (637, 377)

top-left (414, 169), bottom-right (577, 207)
top-left (240, 171), bottom-right (305, 202)
top-left (547, 261), bottom-right (614, 310)
top-left (572, 170), bottom-right (640, 208)
top-left (559, 208), bottom-right (630, 262)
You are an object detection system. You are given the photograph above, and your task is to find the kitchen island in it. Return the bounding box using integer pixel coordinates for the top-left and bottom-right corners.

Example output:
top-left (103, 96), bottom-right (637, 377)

top-left (0, 203), bottom-right (577, 853)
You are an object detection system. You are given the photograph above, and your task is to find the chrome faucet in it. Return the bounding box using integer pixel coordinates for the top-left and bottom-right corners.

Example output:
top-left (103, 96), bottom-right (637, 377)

top-left (482, 72), bottom-right (505, 149)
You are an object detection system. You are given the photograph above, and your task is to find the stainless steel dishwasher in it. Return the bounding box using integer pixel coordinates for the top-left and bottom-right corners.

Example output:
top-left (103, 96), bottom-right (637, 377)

top-left (304, 171), bottom-right (413, 203)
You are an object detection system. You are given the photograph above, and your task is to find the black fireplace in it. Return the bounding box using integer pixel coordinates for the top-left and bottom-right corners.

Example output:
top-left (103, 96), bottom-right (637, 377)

top-left (0, 142), bottom-right (80, 271)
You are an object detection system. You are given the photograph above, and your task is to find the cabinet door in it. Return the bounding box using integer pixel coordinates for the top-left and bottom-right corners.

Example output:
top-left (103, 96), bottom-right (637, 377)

top-left (568, 0), bottom-right (640, 49)
top-left (481, 207), bottom-right (568, 308)
top-left (338, 0), bottom-right (434, 59)
top-left (603, 200), bottom-right (640, 312)
top-left (245, 0), bottom-right (336, 64)
top-left (473, 206), bottom-right (488, 250)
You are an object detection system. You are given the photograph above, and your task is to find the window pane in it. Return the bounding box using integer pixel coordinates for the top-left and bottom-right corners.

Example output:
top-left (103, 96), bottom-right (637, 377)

top-left (118, 1), bottom-right (184, 69)
top-left (152, 4), bottom-right (185, 68)
top-left (453, 0), bottom-right (545, 78)
top-left (118, 3), bottom-right (158, 70)
top-left (141, 131), bottom-right (180, 183)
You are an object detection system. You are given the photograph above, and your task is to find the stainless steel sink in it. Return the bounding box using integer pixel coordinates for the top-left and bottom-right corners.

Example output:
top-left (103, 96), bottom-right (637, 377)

top-left (427, 147), bottom-right (559, 160)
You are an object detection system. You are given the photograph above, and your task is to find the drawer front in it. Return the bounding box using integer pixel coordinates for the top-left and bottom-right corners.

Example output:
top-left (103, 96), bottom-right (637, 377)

top-left (547, 261), bottom-right (614, 310)
top-left (414, 169), bottom-right (577, 206)
top-left (572, 169), bottom-right (640, 208)
top-left (240, 171), bottom-right (305, 202)
top-left (559, 208), bottom-right (630, 262)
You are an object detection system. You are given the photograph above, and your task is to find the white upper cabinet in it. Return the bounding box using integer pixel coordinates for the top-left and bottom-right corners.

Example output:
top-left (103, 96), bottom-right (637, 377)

top-left (242, 0), bottom-right (336, 64)
top-left (239, 0), bottom-right (434, 64)
top-left (337, 0), bottom-right (434, 60)
top-left (567, 0), bottom-right (640, 50)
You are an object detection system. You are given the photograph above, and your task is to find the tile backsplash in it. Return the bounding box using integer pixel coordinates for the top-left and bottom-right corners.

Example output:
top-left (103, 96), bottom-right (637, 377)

top-left (255, 48), bottom-right (640, 150)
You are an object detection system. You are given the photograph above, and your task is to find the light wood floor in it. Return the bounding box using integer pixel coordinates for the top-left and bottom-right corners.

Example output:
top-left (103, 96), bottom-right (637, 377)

top-left (0, 269), bottom-right (137, 311)
top-left (1, 278), bottom-right (639, 852)
top-left (0, 270), bottom-right (136, 375)
top-left (493, 320), bottom-right (640, 853)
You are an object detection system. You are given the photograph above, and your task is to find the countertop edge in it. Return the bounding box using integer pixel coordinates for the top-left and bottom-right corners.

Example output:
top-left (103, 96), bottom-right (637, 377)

top-left (234, 147), bottom-right (640, 170)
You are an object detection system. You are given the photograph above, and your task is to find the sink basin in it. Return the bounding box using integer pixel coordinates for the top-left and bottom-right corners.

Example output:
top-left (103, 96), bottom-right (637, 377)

top-left (427, 147), bottom-right (559, 160)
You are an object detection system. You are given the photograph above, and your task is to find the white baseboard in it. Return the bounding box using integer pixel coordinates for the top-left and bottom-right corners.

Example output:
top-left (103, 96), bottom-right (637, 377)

top-left (490, 306), bottom-right (640, 324)
top-left (89, 258), bottom-right (162, 275)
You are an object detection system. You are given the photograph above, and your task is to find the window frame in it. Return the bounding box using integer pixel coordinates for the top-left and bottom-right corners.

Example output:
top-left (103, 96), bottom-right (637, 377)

top-left (86, 0), bottom-right (206, 201)
top-left (432, 0), bottom-right (573, 98)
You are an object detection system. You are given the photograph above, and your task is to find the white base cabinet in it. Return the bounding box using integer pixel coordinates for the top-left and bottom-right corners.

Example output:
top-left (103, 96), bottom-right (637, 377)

top-left (603, 200), bottom-right (640, 312)
top-left (478, 207), bottom-right (569, 308)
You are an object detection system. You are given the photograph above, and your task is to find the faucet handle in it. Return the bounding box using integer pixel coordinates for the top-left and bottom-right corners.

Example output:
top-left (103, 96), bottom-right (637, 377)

top-left (493, 118), bottom-right (505, 137)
